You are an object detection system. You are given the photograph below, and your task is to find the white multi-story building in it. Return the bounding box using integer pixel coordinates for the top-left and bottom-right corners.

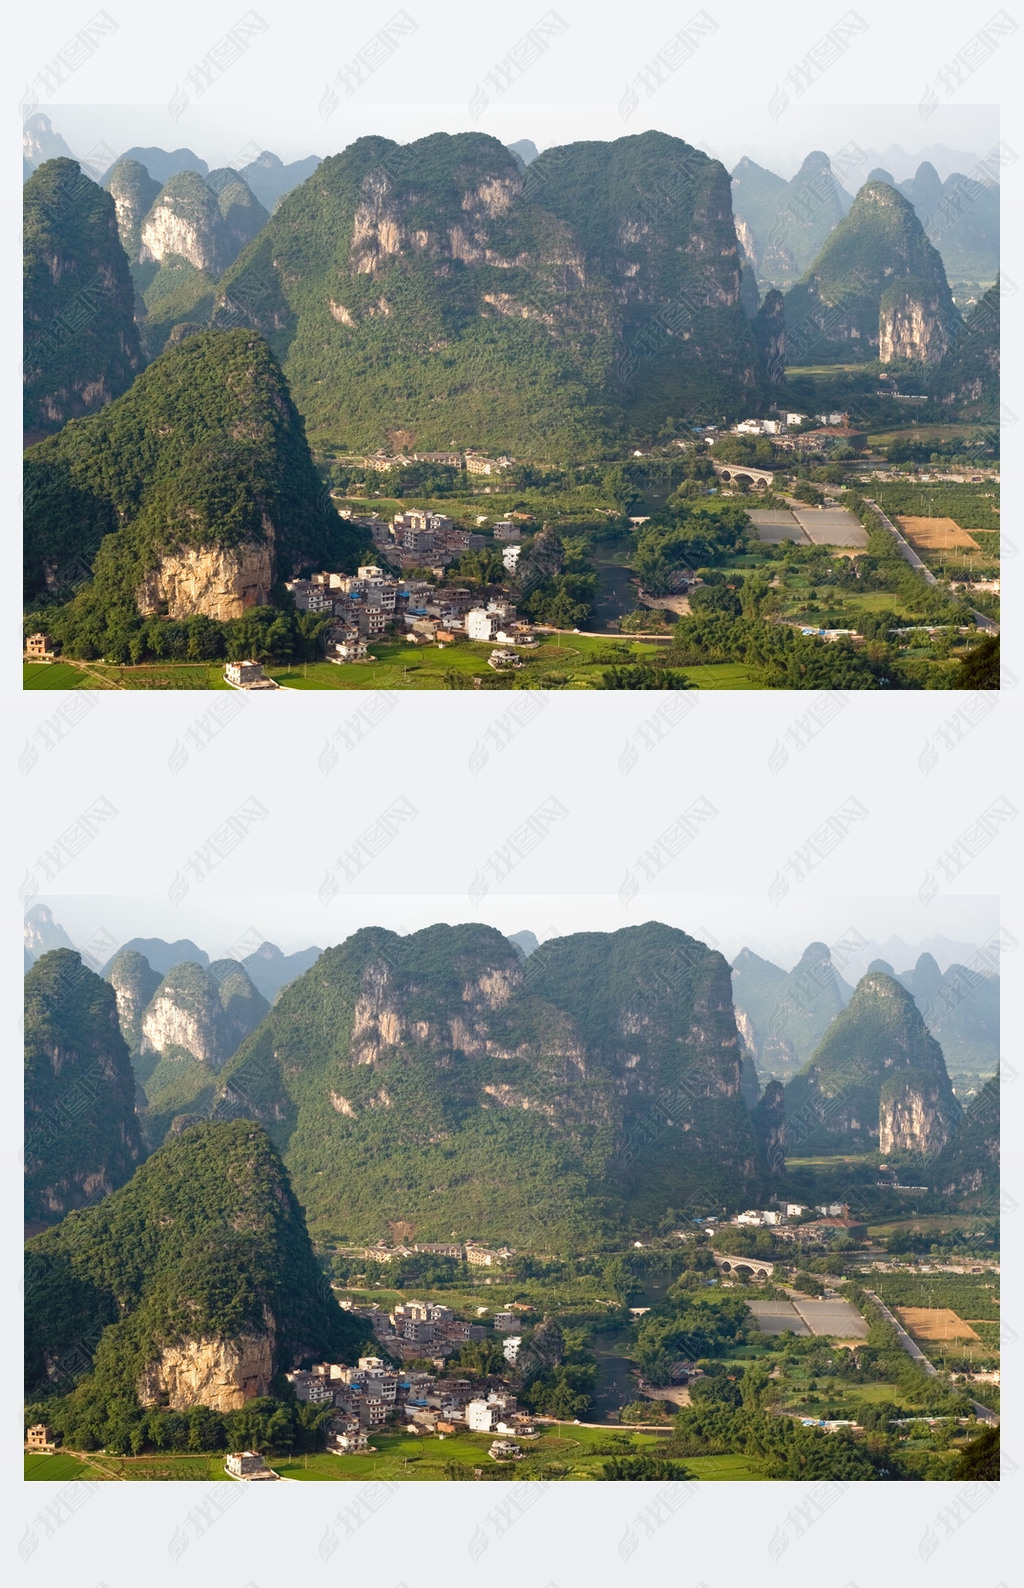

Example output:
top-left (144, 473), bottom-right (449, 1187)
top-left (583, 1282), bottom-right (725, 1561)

top-left (502, 544), bottom-right (522, 572)
top-left (466, 608), bottom-right (497, 642)
top-left (466, 1399), bottom-right (499, 1432)
top-left (503, 1336), bottom-right (522, 1364)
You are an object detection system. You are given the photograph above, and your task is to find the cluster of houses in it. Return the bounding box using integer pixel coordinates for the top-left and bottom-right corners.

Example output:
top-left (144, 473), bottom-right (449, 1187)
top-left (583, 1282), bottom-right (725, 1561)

top-left (285, 547), bottom-right (538, 665)
top-left (337, 1288), bottom-right (526, 1363)
top-left (725, 412), bottom-right (866, 454)
top-left (709, 1201), bottom-right (868, 1243)
top-left (285, 1345), bottom-right (537, 1456)
top-left (362, 1240), bottom-right (514, 1267)
top-left (361, 451), bottom-right (513, 477)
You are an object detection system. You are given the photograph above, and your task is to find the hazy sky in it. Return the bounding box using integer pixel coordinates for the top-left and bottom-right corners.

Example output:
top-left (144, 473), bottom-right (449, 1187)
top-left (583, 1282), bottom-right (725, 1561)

top-left (47, 102), bottom-right (998, 182)
top-left (36, 893), bottom-right (998, 975)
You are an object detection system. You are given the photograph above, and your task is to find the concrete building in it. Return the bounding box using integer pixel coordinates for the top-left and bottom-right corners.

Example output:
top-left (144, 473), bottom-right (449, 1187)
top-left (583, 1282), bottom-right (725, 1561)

top-left (223, 660), bottom-right (277, 690)
top-left (225, 1451), bottom-right (275, 1478)
top-left (24, 633), bottom-right (57, 660)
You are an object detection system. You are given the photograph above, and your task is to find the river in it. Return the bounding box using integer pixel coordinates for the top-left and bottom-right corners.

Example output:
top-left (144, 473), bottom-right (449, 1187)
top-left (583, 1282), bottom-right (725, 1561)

top-left (590, 1274), bottom-right (674, 1424)
top-left (589, 534), bottom-right (640, 633)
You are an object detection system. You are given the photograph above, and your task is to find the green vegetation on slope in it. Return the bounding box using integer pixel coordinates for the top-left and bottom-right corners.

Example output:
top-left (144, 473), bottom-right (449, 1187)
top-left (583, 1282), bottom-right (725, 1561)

top-left (23, 328), bottom-right (369, 616)
top-left (24, 159), bottom-right (141, 444)
top-left (25, 1121), bottom-right (370, 1421)
top-left (25, 951), bottom-right (143, 1230)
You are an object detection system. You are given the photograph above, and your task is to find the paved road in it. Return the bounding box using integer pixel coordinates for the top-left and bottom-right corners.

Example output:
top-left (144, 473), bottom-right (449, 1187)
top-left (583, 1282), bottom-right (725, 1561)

top-left (862, 499), bottom-right (938, 585)
top-left (863, 1289), bottom-right (998, 1425)
top-left (862, 499), bottom-right (999, 636)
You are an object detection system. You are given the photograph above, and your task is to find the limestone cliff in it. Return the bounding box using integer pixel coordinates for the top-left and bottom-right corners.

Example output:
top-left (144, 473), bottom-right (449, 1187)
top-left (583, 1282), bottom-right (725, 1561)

top-left (879, 280), bottom-right (954, 363)
top-left (139, 168), bottom-right (268, 276)
top-left (212, 129), bottom-right (765, 455)
top-left (105, 158), bottom-right (161, 260)
top-left (136, 536), bottom-right (273, 620)
top-left (879, 1069), bottom-right (955, 1155)
top-left (216, 921), bottom-right (768, 1248)
top-left (137, 1327), bottom-right (274, 1410)
top-left (784, 971), bottom-right (960, 1154)
top-left (106, 948), bottom-right (163, 1056)
top-left (140, 960), bottom-right (269, 1070)
top-left (784, 180), bottom-right (961, 365)
top-left (24, 1121), bottom-right (372, 1409)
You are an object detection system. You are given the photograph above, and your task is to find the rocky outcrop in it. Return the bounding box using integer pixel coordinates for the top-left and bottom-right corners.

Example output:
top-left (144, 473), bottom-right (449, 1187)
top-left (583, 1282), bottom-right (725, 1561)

top-left (139, 168), bottom-right (268, 277)
top-left (879, 1070), bottom-right (955, 1155)
top-left (784, 180), bottom-right (961, 365)
top-left (105, 158), bottom-right (161, 259)
top-left (107, 948), bottom-right (163, 1054)
top-left (136, 537), bottom-right (273, 620)
top-left (211, 130), bottom-right (765, 455)
top-left (140, 960), bottom-right (269, 1070)
top-left (753, 1079), bottom-right (785, 1175)
top-left (784, 971), bottom-right (960, 1154)
top-left (25, 1121), bottom-right (370, 1413)
top-left (753, 288), bottom-right (785, 382)
top-left (137, 1329), bottom-right (274, 1410)
top-left (879, 281), bottom-right (953, 363)
top-left (212, 922), bottom-right (771, 1248)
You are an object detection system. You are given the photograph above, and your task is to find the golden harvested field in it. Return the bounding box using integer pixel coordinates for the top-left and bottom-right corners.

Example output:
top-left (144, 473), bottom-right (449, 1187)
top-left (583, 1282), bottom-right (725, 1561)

top-left (897, 1307), bottom-right (980, 1343)
top-left (897, 516), bottom-right (980, 550)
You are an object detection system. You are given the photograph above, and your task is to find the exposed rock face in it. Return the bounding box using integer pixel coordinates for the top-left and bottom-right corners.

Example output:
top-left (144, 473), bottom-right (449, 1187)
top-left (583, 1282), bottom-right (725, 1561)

top-left (879, 1071), bottom-right (954, 1155)
top-left (879, 282), bottom-right (953, 363)
top-left (753, 1079), bottom-right (786, 1174)
top-left (140, 961), bottom-right (269, 1070)
top-left (783, 180), bottom-right (961, 365)
top-left (136, 537), bottom-right (273, 619)
top-left (24, 1122), bottom-right (371, 1410)
top-left (106, 948), bottom-right (163, 1054)
top-left (137, 1329), bottom-right (274, 1410)
top-left (23, 904), bottom-right (77, 970)
top-left (212, 130), bottom-right (764, 455)
top-left (784, 971), bottom-right (960, 1153)
top-left (218, 922), bottom-right (768, 1247)
top-left (138, 168), bottom-right (268, 276)
top-left (105, 158), bottom-right (161, 259)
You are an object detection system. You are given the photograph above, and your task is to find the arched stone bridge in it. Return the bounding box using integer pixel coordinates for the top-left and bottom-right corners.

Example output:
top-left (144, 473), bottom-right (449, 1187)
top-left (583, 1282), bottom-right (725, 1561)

top-left (712, 460), bottom-right (775, 489)
top-left (712, 1250), bottom-right (776, 1279)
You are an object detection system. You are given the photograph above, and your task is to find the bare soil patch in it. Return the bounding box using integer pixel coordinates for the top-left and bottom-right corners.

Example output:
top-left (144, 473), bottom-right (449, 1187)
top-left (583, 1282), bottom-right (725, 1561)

top-left (897, 516), bottom-right (980, 550)
top-left (896, 1306), bottom-right (980, 1343)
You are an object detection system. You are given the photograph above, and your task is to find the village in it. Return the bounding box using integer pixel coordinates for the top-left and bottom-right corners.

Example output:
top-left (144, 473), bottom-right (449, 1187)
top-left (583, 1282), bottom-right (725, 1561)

top-left (286, 1295), bottom-right (538, 1466)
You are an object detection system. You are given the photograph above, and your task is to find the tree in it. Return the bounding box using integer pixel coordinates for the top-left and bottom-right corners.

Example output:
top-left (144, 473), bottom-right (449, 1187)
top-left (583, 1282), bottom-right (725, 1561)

top-left (602, 665), bottom-right (694, 689)
top-left (950, 1425), bottom-right (999, 1480)
top-left (953, 635), bottom-right (999, 690)
top-left (600, 1453), bottom-right (693, 1480)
